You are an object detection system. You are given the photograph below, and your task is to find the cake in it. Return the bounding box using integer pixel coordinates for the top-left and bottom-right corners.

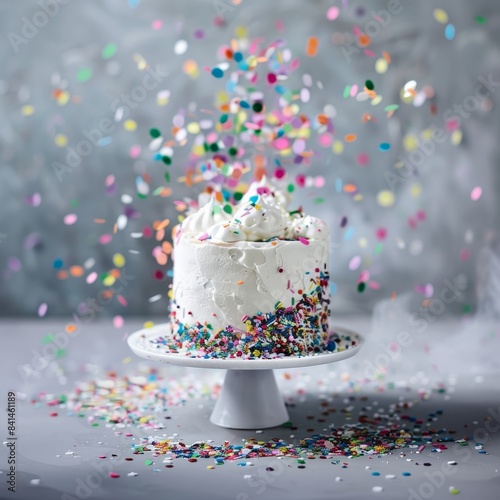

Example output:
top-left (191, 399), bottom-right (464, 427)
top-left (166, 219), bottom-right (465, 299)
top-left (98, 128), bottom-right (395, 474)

top-left (168, 177), bottom-right (336, 359)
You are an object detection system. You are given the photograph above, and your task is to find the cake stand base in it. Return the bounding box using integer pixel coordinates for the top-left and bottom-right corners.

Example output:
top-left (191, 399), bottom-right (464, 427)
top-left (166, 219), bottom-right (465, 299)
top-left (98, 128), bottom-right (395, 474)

top-left (210, 369), bottom-right (288, 429)
top-left (127, 323), bottom-right (363, 429)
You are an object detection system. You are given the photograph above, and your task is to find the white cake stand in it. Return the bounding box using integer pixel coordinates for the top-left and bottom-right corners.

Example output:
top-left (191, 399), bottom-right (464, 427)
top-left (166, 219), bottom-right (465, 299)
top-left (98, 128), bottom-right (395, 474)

top-left (127, 323), bottom-right (363, 429)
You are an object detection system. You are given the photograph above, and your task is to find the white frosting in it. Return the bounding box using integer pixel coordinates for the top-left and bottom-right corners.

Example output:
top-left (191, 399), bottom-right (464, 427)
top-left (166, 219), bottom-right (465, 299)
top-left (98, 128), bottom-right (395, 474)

top-left (180, 197), bottom-right (232, 238)
top-left (172, 237), bottom-right (329, 332)
top-left (180, 177), bottom-right (327, 243)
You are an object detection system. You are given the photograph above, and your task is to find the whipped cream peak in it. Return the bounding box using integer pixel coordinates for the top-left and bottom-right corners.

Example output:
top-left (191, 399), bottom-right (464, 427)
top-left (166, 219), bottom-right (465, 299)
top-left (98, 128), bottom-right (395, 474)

top-left (181, 178), bottom-right (328, 242)
top-left (239, 175), bottom-right (292, 209)
top-left (181, 196), bottom-right (232, 237)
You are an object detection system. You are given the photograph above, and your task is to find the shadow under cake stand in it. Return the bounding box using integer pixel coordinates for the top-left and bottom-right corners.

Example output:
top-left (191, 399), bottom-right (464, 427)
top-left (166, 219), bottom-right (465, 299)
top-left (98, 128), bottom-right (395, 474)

top-left (127, 323), bottom-right (363, 429)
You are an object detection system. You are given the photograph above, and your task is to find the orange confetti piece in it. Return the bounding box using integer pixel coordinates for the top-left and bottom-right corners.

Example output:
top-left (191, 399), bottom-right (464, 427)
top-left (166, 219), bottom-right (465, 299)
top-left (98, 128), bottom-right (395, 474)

top-left (156, 253), bottom-right (168, 266)
top-left (236, 280), bottom-right (244, 285)
top-left (343, 184), bottom-right (357, 193)
top-left (56, 270), bottom-right (68, 280)
top-left (357, 33), bottom-right (371, 47)
top-left (69, 265), bottom-right (84, 277)
top-left (156, 228), bottom-right (165, 241)
top-left (344, 133), bottom-right (357, 142)
top-left (162, 241), bottom-right (173, 254)
top-left (109, 269), bottom-right (121, 279)
top-left (306, 36), bottom-right (319, 57)
top-left (102, 290), bottom-right (114, 300)
top-left (65, 323), bottom-right (78, 333)
top-left (383, 50), bottom-right (391, 63)
top-left (390, 291), bottom-right (396, 301)
top-left (94, 219), bottom-right (106, 224)
top-left (316, 114), bottom-right (329, 125)
top-left (153, 219), bottom-right (171, 231)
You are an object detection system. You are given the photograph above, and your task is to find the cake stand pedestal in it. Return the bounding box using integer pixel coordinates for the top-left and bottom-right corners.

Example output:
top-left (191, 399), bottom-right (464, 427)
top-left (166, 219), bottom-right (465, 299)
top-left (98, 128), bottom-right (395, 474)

top-left (127, 324), bottom-right (363, 429)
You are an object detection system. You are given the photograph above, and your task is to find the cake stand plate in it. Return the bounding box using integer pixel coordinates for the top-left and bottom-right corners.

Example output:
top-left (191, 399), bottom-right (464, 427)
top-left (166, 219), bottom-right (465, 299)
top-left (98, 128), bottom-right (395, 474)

top-left (127, 324), bottom-right (363, 429)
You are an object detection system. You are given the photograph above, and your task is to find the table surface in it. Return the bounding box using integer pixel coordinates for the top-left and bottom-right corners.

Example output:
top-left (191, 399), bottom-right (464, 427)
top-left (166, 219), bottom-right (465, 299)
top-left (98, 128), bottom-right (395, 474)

top-left (1, 317), bottom-right (499, 500)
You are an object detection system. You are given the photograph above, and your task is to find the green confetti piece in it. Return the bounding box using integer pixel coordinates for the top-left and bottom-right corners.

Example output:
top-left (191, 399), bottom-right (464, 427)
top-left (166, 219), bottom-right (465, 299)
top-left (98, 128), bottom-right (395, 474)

top-left (102, 43), bottom-right (117, 59)
top-left (223, 204), bottom-right (233, 214)
top-left (145, 460), bottom-right (153, 466)
top-left (287, 184), bottom-right (295, 193)
top-left (164, 171), bottom-right (170, 183)
top-left (77, 67), bottom-right (92, 82)
top-left (282, 421), bottom-right (293, 428)
top-left (365, 79), bottom-right (374, 90)
top-left (55, 348), bottom-right (66, 358)
top-left (161, 156), bottom-right (171, 165)
top-left (233, 192), bottom-right (243, 201)
top-left (149, 128), bottom-right (161, 138)
top-left (92, 423), bottom-right (99, 427)
top-left (343, 85), bottom-right (351, 98)
top-left (42, 334), bottom-right (55, 345)
top-left (357, 282), bottom-right (366, 293)
top-left (220, 113), bottom-right (229, 124)
top-left (462, 304), bottom-right (472, 314)
top-left (384, 104), bottom-right (399, 112)
top-left (137, 193), bottom-right (147, 199)
top-left (374, 243), bottom-right (384, 255)
top-left (474, 15), bottom-right (487, 24)
top-left (314, 197), bottom-right (325, 204)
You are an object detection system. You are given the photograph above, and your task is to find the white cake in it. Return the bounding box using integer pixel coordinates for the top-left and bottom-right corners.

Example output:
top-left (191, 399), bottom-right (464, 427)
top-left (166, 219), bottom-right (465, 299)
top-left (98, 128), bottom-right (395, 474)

top-left (169, 178), bottom-right (334, 358)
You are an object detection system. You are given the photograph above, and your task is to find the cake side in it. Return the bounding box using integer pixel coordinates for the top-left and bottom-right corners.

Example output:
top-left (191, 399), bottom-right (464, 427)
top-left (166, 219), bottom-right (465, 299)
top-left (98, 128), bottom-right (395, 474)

top-left (168, 178), bottom-right (333, 359)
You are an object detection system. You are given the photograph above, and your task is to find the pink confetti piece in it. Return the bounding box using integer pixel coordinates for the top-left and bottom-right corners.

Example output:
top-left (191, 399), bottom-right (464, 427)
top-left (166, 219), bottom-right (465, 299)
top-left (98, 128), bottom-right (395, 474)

top-left (99, 234), bottom-right (113, 245)
top-left (64, 214), bottom-right (78, 225)
top-left (86, 272), bottom-right (98, 284)
top-left (349, 256), bottom-right (361, 271)
top-left (38, 303), bottom-right (48, 317)
top-left (298, 237), bottom-right (309, 245)
top-left (109, 473), bottom-right (120, 478)
top-left (327, 6), bottom-right (340, 20)
top-left (471, 186), bottom-right (482, 201)
top-left (113, 315), bottom-right (124, 329)
top-left (117, 295), bottom-right (128, 307)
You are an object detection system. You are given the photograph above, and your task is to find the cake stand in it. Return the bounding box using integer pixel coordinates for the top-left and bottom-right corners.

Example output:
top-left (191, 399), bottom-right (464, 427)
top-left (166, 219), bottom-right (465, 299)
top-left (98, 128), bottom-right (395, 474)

top-left (127, 323), bottom-right (363, 429)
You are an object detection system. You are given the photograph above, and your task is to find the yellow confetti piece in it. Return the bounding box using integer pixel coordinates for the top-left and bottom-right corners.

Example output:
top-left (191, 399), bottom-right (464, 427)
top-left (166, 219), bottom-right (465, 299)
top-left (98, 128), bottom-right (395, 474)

top-left (411, 183), bottom-right (422, 197)
top-left (377, 190), bottom-right (395, 207)
top-left (113, 253), bottom-right (126, 268)
top-left (451, 129), bottom-right (463, 145)
top-left (122, 357), bottom-right (132, 364)
top-left (55, 134), bottom-right (68, 147)
top-left (403, 134), bottom-right (418, 152)
top-left (375, 58), bottom-right (388, 74)
top-left (143, 321), bottom-right (155, 329)
top-left (422, 128), bottom-right (433, 140)
top-left (433, 8), bottom-right (448, 24)
top-left (21, 105), bottom-right (35, 116)
top-left (359, 237), bottom-right (368, 248)
top-left (333, 140), bottom-right (344, 154)
top-left (353, 193), bottom-right (363, 202)
top-left (124, 119), bottom-right (137, 131)
top-left (103, 275), bottom-right (116, 287)
top-left (234, 25), bottom-right (248, 39)
top-left (371, 95), bottom-right (383, 106)
top-left (187, 122), bottom-right (200, 134)
top-left (57, 91), bottom-right (70, 106)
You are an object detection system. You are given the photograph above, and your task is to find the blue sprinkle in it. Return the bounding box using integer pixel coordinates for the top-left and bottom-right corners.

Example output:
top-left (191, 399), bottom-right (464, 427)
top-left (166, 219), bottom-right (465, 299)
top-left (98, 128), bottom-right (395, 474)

top-left (371, 471), bottom-right (381, 476)
top-left (445, 24), bottom-right (455, 40)
top-left (234, 52), bottom-right (243, 62)
top-left (52, 258), bottom-right (64, 269)
top-left (402, 472), bottom-right (411, 477)
top-left (211, 67), bottom-right (224, 78)
top-left (379, 142), bottom-right (391, 151)
top-left (344, 226), bottom-right (355, 241)
top-left (239, 100), bottom-right (250, 109)
top-left (335, 178), bottom-right (343, 193)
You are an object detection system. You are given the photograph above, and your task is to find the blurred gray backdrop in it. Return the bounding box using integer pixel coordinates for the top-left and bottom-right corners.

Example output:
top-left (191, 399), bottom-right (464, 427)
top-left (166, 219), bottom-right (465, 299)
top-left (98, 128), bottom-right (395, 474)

top-left (1, 0), bottom-right (499, 319)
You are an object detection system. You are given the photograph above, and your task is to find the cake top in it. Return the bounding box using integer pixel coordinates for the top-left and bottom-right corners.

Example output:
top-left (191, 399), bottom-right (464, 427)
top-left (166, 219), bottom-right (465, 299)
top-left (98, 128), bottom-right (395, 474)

top-left (180, 176), bottom-right (328, 243)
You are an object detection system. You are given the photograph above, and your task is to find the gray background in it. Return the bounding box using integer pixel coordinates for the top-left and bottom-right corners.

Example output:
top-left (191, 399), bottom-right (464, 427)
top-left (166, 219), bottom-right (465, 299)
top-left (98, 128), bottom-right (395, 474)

top-left (1, 0), bottom-right (500, 319)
